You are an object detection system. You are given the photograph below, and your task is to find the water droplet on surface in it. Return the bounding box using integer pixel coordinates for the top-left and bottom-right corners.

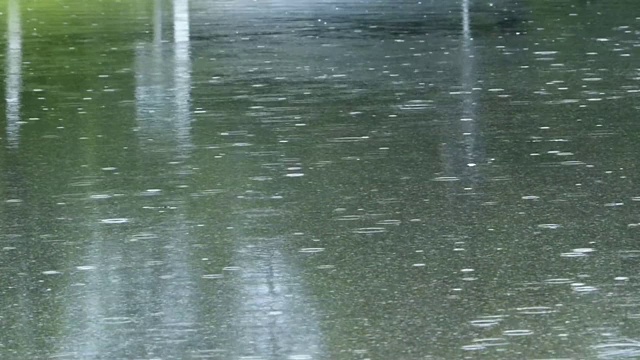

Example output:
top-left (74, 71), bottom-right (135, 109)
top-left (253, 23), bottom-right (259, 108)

top-left (572, 248), bottom-right (595, 253)
top-left (299, 248), bottom-right (325, 253)
top-left (222, 266), bottom-right (241, 271)
top-left (503, 329), bottom-right (534, 336)
top-left (522, 195), bottom-right (540, 200)
top-left (470, 319), bottom-right (501, 328)
top-left (76, 266), bottom-right (96, 271)
top-left (42, 270), bottom-right (62, 275)
top-left (560, 160), bottom-right (585, 166)
top-left (202, 274), bottom-right (224, 279)
top-left (432, 176), bottom-right (460, 182)
top-left (572, 285), bottom-right (598, 293)
top-left (100, 218), bottom-right (129, 224)
top-left (101, 317), bottom-right (134, 325)
top-left (352, 227), bottom-right (387, 234)
top-left (544, 278), bottom-right (573, 284)
top-left (129, 233), bottom-right (158, 242)
top-left (604, 202), bottom-right (623, 207)
top-left (516, 306), bottom-right (557, 315)
top-left (561, 252), bottom-right (588, 258)
top-left (316, 265), bottom-right (335, 270)
top-left (89, 194), bottom-right (112, 199)
top-left (462, 344), bottom-right (486, 351)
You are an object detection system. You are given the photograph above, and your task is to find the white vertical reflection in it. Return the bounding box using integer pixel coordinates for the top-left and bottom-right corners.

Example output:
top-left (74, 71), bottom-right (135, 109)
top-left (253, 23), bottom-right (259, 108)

top-left (6, 0), bottom-right (22, 148)
top-left (462, 0), bottom-right (471, 37)
top-left (154, 0), bottom-right (163, 45)
top-left (135, 0), bottom-right (196, 353)
top-left (159, 0), bottom-right (195, 327)
top-left (228, 235), bottom-right (324, 358)
top-left (460, 0), bottom-right (480, 180)
top-left (53, 1), bottom-right (196, 357)
top-left (173, 0), bottom-right (190, 44)
top-left (173, 0), bottom-right (192, 156)
top-left (441, 0), bottom-right (480, 186)
top-left (134, 0), bottom-right (192, 153)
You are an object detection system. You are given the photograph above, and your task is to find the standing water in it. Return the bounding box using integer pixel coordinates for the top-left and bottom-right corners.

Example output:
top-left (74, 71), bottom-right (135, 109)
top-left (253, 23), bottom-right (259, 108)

top-left (1, 0), bottom-right (640, 358)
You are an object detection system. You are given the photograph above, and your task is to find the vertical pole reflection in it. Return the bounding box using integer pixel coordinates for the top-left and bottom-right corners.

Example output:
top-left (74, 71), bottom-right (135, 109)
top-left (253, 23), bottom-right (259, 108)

top-left (462, 0), bottom-right (471, 39)
top-left (229, 241), bottom-right (324, 358)
top-left (173, 0), bottom-right (192, 156)
top-left (134, 0), bottom-right (165, 128)
top-left (6, 0), bottom-right (22, 149)
top-left (154, 0), bottom-right (163, 45)
top-left (460, 0), bottom-right (481, 182)
top-left (54, 1), bottom-right (197, 357)
top-left (173, 0), bottom-right (190, 45)
top-left (134, 0), bottom-right (192, 152)
top-left (148, 3), bottom-right (196, 356)
top-left (441, 0), bottom-right (482, 188)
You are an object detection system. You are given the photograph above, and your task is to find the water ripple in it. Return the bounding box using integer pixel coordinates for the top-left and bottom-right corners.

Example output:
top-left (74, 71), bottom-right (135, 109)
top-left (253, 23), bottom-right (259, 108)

top-left (503, 329), bottom-right (534, 336)
top-left (352, 227), bottom-right (387, 234)
top-left (100, 218), bottom-right (130, 224)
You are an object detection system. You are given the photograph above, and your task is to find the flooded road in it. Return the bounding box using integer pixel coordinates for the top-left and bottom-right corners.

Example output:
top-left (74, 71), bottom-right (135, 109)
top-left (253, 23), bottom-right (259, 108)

top-left (1, 0), bottom-right (640, 358)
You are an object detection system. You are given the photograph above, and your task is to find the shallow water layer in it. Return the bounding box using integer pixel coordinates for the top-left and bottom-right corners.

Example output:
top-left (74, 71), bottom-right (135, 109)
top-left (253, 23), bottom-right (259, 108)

top-left (1, 0), bottom-right (640, 359)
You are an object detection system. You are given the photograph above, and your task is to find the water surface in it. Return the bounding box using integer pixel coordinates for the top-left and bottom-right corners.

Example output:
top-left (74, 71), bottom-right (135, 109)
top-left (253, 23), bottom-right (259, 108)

top-left (1, 0), bottom-right (640, 359)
